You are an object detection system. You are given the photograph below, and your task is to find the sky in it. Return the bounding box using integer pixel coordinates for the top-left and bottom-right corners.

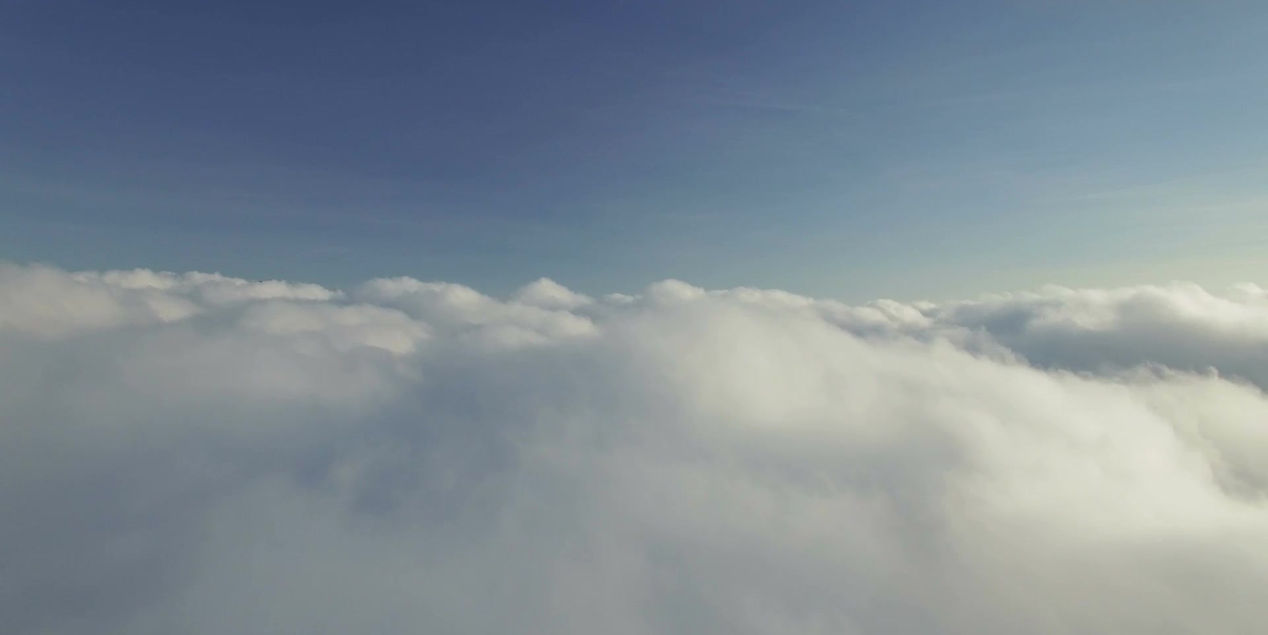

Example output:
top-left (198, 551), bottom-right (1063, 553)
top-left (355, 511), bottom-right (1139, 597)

top-left (7, 4), bottom-right (1268, 631)
top-left (3, 0), bottom-right (1266, 300)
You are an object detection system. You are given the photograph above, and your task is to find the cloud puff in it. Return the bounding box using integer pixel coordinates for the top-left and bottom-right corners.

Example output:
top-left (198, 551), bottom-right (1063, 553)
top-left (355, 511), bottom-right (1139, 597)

top-left (2, 263), bottom-right (1267, 634)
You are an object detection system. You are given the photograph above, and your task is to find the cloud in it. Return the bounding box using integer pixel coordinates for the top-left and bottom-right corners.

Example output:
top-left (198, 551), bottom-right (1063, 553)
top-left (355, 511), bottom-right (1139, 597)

top-left (2, 263), bottom-right (1267, 634)
top-left (514, 277), bottom-right (594, 310)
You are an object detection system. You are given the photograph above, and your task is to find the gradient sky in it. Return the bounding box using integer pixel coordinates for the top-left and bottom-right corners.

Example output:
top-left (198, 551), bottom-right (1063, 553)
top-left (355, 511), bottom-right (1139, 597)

top-left (3, 0), bottom-right (1266, 300)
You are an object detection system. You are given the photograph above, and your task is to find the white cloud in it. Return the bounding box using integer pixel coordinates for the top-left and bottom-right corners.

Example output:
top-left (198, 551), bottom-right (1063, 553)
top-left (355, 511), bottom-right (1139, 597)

top-left (514, 277), bottom-right (594, 310)
top-left (2, 263), bottom-right (1267, 634)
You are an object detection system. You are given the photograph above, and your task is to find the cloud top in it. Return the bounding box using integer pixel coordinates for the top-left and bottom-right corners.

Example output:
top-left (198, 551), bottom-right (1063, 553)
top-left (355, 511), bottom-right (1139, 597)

top-left (2, 263), bottom-right (1267, 634)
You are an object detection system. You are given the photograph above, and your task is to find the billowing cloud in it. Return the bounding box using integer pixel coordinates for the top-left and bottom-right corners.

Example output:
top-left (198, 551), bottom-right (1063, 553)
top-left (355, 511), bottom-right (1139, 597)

top-left (2, 263), bottom-right (1266, 634)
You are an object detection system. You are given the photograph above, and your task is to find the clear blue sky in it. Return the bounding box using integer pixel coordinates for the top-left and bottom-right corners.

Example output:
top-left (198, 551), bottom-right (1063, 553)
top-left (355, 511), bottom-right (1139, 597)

top-left (3, 0), bottom-right (1266, 299)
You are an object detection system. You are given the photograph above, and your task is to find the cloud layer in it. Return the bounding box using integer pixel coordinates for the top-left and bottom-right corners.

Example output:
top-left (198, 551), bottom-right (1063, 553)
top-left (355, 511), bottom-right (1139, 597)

top-left (3, 262), bottom-right (1267, 634)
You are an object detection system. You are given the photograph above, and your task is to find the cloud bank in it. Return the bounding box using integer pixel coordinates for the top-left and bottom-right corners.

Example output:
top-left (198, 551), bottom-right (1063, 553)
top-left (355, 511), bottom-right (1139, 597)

top-left (2, 262), bottom-right (1267, 634)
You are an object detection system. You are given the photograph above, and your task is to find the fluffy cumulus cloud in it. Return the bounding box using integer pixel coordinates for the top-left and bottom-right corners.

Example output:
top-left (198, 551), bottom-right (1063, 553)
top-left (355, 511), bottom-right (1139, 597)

top-left (2, 262), bottom-right (1267, 634)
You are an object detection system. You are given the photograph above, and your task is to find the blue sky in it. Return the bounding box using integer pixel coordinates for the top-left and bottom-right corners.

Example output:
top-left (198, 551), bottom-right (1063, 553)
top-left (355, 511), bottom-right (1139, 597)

top-left (3, 0), bottom-right (1266, 300)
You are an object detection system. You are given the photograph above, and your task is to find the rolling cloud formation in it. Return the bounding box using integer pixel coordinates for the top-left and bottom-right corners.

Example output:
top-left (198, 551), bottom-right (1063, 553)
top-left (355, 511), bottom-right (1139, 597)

top-left (3, 263), bottom-right (1267, 634)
